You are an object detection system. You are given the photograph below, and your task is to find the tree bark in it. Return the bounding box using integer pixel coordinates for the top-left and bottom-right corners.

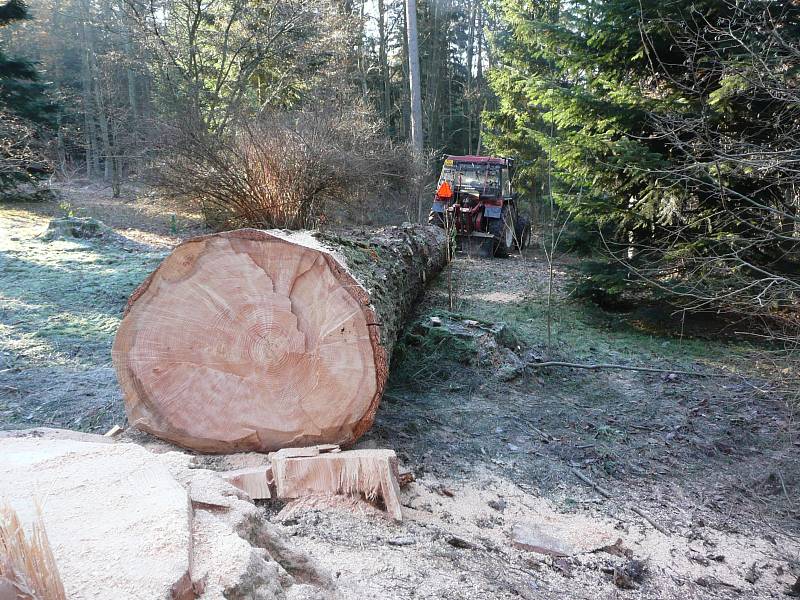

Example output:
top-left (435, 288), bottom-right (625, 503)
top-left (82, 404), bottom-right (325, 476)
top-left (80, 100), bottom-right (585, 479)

top-left (476, 5), bottom-right (484, 83)
top-left (405, 0), bottom-right (423, 156)
top-left (112, 225), bottom-right (448, 453)
top-left (400, 1), bottom-right (410, 140)
top-left (79, 24), bottom-right (99, 179)
top-left (377, 0), bottom-right (391, 131)
top-left (81, 12), bottom-right (113, 182)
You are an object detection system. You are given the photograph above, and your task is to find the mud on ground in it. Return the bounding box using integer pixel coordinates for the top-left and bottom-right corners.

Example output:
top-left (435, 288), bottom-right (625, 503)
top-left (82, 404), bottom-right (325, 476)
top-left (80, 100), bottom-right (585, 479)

top-left (1, 187), bottom-right (798, 599)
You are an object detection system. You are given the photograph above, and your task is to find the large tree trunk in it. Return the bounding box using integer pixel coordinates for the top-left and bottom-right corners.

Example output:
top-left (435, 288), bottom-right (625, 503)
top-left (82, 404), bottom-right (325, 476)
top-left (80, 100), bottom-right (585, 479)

top-left (377, 0), bottom-right (391, 131)
top-left (112, 225), bottom-right (448, 453)
top-left (405, 0), bottom-right (424, 157)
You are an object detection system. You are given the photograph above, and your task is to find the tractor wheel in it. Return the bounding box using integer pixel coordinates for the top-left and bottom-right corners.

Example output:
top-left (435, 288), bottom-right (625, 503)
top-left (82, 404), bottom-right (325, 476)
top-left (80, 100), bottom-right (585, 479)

top-left (514, 216), bottom-right (531, 252)
top-left (428, 211), bottom-right (445, 228)
top-left (489, 205), bottom-right (514, 258)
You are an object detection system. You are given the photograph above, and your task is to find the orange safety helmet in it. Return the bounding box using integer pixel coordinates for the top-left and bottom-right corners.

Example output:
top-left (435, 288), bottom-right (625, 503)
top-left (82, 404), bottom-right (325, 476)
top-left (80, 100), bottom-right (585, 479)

top-left (436, 181), bottom-right (453, 199)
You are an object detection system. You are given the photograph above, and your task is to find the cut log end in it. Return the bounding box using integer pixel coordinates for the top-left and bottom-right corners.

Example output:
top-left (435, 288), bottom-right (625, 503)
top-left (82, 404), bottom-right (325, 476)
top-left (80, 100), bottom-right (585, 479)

top-left (112, 229), bottom-right (387, 453)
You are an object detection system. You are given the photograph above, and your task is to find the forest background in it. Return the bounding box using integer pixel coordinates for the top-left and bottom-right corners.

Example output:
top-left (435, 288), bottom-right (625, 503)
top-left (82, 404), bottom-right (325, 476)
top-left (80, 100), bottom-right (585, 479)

top-left (1, 0), bottom-right (799, 368)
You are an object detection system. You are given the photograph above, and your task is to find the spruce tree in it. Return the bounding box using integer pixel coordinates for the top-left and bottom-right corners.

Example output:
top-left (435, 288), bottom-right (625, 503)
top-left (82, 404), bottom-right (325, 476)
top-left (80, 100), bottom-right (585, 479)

top-left (0, 0), bottom-right (55, 191)
top-left (485, 0), bottom-right (800, 310)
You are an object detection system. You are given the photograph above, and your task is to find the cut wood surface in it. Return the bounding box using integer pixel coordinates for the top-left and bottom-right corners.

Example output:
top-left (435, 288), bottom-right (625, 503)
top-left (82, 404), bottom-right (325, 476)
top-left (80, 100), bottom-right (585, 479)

top-left (0, 505), bottom-right (66, 600)
top-left (221, 466), bottom-right (273, 500)
top-left (0, 436), bottom-right (193, 600)
top-left (113, 225), bottom-right (447, 453)
top-left (271, 448), bottom-right (404, 521)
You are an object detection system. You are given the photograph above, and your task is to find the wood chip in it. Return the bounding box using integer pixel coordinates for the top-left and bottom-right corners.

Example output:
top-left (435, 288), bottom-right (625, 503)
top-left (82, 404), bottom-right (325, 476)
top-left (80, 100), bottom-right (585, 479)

top-left (271, 449), bottom-right (403, 521)
top-left (446, 536), bottom-right (477, 550)
top-left (220, 466), bottom-right (272, 500)
top-left (103, 425), bottom-right (123, 437)
top-left (397, 469), bottom-right (415, 487)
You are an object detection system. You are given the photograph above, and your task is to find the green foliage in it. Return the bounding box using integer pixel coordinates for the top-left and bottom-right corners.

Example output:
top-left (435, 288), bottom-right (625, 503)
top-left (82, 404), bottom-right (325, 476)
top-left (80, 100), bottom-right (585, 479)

top-left (58, 200), bottom-right (74, 217)
top-left (485, 0), bottom-right (800, 319)
top-left (571, 260), bottom-right (639, 310)
top-left (0, 0), bottom-right (56, 191)
top-left (0, 0), bottom-right (55, 122)
top-left (390, 312), bottom-right (480, 387)
top-left (557, 220), bottom-right (604, 257)
top-left (485, 0), bottom-right (683, 228)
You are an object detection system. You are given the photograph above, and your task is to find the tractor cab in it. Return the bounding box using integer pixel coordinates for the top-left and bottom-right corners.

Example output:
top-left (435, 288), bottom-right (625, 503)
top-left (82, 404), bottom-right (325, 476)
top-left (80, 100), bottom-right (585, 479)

top-left (429, 155), bottom-right (529, 257)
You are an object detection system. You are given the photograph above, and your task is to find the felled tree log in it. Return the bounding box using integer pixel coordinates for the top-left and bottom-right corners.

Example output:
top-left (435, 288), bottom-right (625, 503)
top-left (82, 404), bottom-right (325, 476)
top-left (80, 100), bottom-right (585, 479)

top-left (112, 225), bottom-right (447, 453)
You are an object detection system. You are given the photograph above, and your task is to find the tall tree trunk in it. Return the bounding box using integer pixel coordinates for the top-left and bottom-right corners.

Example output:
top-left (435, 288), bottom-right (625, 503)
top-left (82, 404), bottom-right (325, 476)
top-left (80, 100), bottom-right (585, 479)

top-left (405, 0), bottom-right (423, 155)
top-left (124, 38), bottom-right (138, 121)
top-left (79, 23), bottom-right (99, 179)
top-left (82, 15), bottom-right (113, 182)
top-left (377, 0), bottom-right (391, 132)
top-left (124, 32), bottom-right (141, 176)
top-left (110, 121), bottom-right (121, 198)
top-left (400, 0), bottom-right (411, 140)
top-left (423, 0), bottom-right (439, 151)
top-left (476, 5), bottom-right (483, 83)
top-left (358, 0), bottom-right (369, 100)
top-left (483, 5), bottom-right (493, 73)
top-left (55, 111), bottom-right (67, 176)
top-left (405, 0), bottom-right (424, 221)
top-left (466, 0), bottom-right (476, 153)
top-left (94, 83), bottom-right (112, 182)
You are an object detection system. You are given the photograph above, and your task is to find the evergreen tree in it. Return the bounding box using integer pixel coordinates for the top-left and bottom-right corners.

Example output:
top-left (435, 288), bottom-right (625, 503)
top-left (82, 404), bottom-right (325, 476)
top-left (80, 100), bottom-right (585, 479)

top-left (0, 0), bottom-right (55, 190)
top-left (486, 0), bottom-right (800, 314)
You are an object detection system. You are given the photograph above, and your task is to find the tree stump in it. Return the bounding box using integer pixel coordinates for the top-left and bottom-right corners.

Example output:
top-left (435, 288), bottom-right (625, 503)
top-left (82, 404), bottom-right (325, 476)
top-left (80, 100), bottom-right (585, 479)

top-left (112, 226), bottom-right (447, 453)
top-left (43, 217), bottom-right (111, 241)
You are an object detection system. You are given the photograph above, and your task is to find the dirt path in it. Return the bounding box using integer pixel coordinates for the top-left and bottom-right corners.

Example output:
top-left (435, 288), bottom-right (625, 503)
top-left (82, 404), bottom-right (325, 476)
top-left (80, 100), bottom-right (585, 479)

top-left (1, 191), bottom-right (798, 598)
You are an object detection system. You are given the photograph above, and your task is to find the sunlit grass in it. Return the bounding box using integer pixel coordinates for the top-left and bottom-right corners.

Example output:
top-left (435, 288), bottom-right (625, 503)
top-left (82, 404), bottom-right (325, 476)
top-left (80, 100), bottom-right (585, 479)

top-left (0, 207), bottom-right (164, 369)
top-left (392, 253), bottom-right (758, 392)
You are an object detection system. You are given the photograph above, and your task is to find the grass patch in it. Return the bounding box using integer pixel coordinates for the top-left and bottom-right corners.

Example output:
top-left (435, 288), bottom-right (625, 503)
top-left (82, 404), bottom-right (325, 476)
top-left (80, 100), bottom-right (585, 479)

top-left (390, 314), bottom-right (480, 388)
top-left (390, 255), bottom-right (758, 388)
top-left (0, 208), bottom-right (165, 369)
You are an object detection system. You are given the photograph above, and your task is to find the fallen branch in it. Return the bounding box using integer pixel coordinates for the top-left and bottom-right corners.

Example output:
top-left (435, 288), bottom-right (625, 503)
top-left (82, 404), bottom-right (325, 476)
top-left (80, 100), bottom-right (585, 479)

top-left (528, 361), bottom-right (728, 378)
top-left (570, 468), bottom-right (669, 536)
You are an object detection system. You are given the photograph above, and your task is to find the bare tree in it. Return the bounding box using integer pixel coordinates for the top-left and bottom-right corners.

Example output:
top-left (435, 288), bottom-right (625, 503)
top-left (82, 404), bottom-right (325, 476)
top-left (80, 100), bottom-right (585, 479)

top-left (121, 0), bottom-right (339, 134)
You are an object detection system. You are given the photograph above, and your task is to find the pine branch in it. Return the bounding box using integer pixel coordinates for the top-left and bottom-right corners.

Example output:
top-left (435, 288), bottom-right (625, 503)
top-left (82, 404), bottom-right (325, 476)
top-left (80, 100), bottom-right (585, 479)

top-left (0, 0), bottom-right (28, 25)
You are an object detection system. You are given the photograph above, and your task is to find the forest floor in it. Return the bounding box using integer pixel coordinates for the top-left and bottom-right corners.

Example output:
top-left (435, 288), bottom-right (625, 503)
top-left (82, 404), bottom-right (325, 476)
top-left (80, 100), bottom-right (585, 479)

top-left (1, 185), bottom-right (798, 599)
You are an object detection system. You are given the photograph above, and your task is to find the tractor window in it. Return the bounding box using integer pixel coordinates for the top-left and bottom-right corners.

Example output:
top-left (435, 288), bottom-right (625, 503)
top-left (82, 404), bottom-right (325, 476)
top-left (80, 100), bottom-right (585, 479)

top-left (438, 166), bottom-right (456, 187)
top-left (502, 168), bottom-right (511, 197)
top-left (439, 163), bottom-right (500, 192)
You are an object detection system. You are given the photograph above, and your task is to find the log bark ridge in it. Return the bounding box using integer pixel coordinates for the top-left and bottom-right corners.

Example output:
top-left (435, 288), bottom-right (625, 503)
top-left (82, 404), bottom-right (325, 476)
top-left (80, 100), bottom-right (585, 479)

top-left (112, 225), bottom-right (447, 453)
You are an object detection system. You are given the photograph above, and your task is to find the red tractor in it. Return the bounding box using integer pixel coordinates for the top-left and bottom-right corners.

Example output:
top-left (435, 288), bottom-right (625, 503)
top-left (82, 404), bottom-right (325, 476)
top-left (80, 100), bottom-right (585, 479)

top-left (428, 155), bottom-right (530, 257)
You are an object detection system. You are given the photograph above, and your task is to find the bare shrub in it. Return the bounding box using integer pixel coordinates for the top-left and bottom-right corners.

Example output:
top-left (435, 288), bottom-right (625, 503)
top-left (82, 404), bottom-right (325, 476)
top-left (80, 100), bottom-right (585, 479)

top-left (0, 110), bottom-right (52, 194)
top-left (156, 104), bottom-right (423, 230)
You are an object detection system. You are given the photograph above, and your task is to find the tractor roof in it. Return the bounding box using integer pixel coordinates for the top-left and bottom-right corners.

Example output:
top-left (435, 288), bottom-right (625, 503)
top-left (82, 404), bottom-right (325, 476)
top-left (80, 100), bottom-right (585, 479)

top-left (446, 155), bottom-right (510, 166)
